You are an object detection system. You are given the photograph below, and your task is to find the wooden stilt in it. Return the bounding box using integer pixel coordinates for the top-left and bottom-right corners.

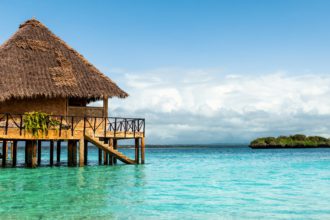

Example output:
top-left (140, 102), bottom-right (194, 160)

top-left (72, 141), bottom-right (77, 166)
top-left (113, 139), bottom-right (117, 165)
top-left (10, 142), bottom-right (13, 160)
top-left (84, 140), bottom-right (88, 165)
top-left (141, 137), bottom-right (145, 164)
top-left (109, 139), bottom-right (114, 165)
top-left (103, 139), bottom-right (109, 165)
top-left (25, 141), bottom-right (28, 165)
top-left (2, 140), bottom-right (7, 167)
top-left (56, 140), bottom-right (61, 164)
top-left (79, 138), bottom-right (84, 167)
top-left (135, 138), bottom-right (140, 164)
top-left (32, 141), bottom-right (37, 168)
top-left (5, 142), bottom-right (8, 159)
top-left (12, 140), bottom-right (17, 167)
top-left (26, 140), bottom-right (37, 168)
top-left (37, 140), bottom-right (41, 166)
top-left (67, 140), bottom-right (73, 166)
top-left (98, 148), bottom-right (102, 165)
top-left (50, 140), bottom-right (54, 166)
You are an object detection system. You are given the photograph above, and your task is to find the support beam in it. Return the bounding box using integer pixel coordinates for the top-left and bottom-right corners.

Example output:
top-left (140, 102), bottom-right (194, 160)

top-left (72, 141), bottom-right (77, 166)
top-left (103, 139), bottom-right (109, 165)
top-left (98, 149), bottom-right (102, 165)
top-left (67, 140), bottom-right (73, 166)
top-left (103, 96), bottom-right (108, 117)
top-left (5, 142), bottom-right (8, 159)
top-left (56, 141), bottom-right (61, 164)
top-left (2, 140), bottom-right (7, 167)
top-left (113, 139), bottom-right (117, 165)
top-left (50, 140), bottom-right (54, 166)
top-left (79, 138), bottom-right (84, 167)
top-left (37, 140), bottom-right (41, 166)
top-left (141, 137), bottom-right (145, 164)
top-left (10, 142), bottom-right (13, 160)
top-left (12, 140), bottom-right (17, 167)
top-left (109, 139), bottom-right (114, 165)
top-left (25, 142), bottom-right (28, 165)
top-left (84, 140), bottom-right (88, 165)
top-left (135, 138), bottom-right (140, 164)
top-left (26, 140), bottom-right (37, 168)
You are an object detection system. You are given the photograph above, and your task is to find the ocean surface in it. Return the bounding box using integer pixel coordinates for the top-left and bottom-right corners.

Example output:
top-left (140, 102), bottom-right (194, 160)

top-left (0, 145), bottom-right (330, 219)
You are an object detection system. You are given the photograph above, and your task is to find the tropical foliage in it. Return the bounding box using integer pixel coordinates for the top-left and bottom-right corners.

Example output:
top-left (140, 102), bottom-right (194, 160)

top-left (250, 134), bottom-right (330, 147)
top-left (23, 112), bottom-right (60, 137)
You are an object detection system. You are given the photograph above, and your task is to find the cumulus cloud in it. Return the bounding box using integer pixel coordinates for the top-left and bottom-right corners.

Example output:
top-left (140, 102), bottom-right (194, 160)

top-left (103, 68), bottom-right (330, 144)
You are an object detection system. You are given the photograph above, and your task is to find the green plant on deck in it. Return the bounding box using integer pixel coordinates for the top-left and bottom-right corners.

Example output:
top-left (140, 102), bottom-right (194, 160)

top-left (23, 112), bottom-right (60, 138)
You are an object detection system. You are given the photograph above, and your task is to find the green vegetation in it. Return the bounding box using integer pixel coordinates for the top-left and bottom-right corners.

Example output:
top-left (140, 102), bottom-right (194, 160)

top-left (250, 134), bottom-right (330, 148)
top-left (23, 112), bottom-right (60, 138)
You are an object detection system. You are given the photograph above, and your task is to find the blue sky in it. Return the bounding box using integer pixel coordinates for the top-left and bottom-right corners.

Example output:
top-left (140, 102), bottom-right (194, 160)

top-left (1, 1), bottom-right (330, 144)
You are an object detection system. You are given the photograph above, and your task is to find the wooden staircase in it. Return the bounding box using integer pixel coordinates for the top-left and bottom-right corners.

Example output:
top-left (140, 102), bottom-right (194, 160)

top-left (84, 134), bottom-right (136, 164)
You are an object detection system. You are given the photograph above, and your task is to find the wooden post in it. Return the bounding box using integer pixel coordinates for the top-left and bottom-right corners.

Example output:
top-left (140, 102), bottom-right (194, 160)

top-left (50, 140), bottom-right (54, 166)
top-left (103, 139), bottom-right (108, 165)
top-left (109, 139), bottom-right (114, 165)
top-left (12, 140), bottom-right (17, 167)
top-left (2, 140), bottom-right (7, 167)
top-left (25, 141), bottom-right (28, 165)
top-left (84, 140), bottom-right (88, 165)
top-left (5, 142), bottom-right (8, 159)
top-left (37, 140), bottom-right (41, 166)
top-left (67, 140), bottom-right (73, 166)
top-left (10, 141), bottom-right (13, 160)
top-left (113, 139), bottom-right (117, 165)
top-left (79, 138), bottom-right (84, 167)
top-left (135, 138), bottom-right (140, 164)
top-left (103, 96), bottom-right (108, 117)
top-left (98, 149), bottom-right (102, 165)
top-left (141, 137), bottom-right (145, 164)
top-left (72, 141), bottom-right (77, 166)
top-left (26, 141), bottom-right (37, 168)
top-left (56, 141), bottom-right (61, 164)
top-left (32, 141), bottom-right (37, 168)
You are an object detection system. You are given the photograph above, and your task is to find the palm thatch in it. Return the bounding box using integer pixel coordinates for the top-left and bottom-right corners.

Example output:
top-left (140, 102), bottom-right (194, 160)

top-left (0, 18), bottom-right (128, 102)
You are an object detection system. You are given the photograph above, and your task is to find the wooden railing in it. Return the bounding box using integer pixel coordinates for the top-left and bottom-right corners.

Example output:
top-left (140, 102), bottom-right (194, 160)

top-left (0, 113), bottom-right (145, 138)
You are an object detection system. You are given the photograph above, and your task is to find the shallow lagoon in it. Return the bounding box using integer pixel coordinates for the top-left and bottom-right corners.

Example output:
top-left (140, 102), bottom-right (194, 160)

top-left (1, 146), bottom-right (330, 219)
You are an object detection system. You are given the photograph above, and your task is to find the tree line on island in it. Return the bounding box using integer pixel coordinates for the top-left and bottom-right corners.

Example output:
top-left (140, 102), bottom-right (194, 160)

top-left (250, 134), bottom-right (330, 148)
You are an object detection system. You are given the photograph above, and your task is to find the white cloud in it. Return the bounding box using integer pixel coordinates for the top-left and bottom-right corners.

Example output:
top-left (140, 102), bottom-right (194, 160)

top-left (104, 68), bottom-right (330, 144)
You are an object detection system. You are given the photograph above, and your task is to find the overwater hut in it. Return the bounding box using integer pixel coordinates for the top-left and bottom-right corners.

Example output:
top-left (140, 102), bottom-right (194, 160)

top-left (0, 19), bottom-right (145, 168)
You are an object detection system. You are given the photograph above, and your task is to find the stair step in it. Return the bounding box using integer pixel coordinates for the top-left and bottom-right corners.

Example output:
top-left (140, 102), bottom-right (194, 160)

top-left (84, 134), bottom-right (135, 164)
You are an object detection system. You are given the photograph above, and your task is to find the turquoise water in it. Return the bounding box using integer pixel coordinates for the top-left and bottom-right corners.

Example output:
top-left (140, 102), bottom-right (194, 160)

top-left (1, 146), bottom-right (330, 219)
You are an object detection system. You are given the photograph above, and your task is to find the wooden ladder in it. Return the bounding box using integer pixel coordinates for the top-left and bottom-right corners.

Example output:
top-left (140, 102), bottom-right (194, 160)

top-left (84, 134), bottom-right (136, 165)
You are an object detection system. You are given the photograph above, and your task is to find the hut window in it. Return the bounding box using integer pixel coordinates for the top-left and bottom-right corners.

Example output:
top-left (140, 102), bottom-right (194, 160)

top-left (68, 98), bottom-right (87, 107)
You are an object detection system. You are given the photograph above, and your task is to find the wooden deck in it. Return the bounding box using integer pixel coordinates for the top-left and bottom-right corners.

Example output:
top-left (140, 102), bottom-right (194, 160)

top-left (0, 113), bottom-right (145, 168)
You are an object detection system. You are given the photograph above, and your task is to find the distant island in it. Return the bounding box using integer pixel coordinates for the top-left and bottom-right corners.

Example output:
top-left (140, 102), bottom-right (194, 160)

top-left (250, 134), bottom-right (330, 148)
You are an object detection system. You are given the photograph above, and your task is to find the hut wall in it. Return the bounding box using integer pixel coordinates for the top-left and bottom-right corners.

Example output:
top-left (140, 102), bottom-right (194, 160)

top-left (67, 106), bottom-right (104, 117)
top-left (0, 98), bottom-right (66, 115)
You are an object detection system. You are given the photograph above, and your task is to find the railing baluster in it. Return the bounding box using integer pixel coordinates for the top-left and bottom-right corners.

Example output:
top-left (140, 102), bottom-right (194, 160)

top-left (19, 114), bottom-right (23, 136)
top-left (124, 119), bottom-right (127, 137)
top-left (71, 116), bottom-right (74, 136)
top-left (59, 116), bottom-right (63, 137)
top-left (143, 119), bottom-right (145, 137)
top-left (104, 117), bottom-right (107, 138)
top-left (114, 118), bottom-right (117, 138)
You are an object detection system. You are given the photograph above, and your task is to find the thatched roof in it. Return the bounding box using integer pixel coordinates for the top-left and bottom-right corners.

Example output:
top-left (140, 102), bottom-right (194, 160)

top-left (0, 18), bottom-right (128, 102)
